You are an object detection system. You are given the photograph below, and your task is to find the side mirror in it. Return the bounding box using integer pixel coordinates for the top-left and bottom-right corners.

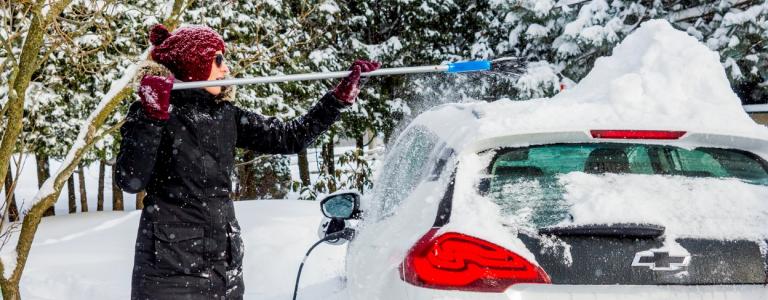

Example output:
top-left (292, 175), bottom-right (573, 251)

top-left (318, 191), bottom-right (361, 245)
top-left (320, 191), bottom-right (361, 220)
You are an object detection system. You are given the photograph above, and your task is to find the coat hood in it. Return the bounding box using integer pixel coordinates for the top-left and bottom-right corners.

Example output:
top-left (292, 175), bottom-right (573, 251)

top-left (133, 60), bottom-right (235, 103)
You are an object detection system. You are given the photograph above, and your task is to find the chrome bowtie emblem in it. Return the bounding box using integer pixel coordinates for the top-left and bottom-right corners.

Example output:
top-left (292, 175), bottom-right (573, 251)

top-left (632, 249), bottom-right (691, 271)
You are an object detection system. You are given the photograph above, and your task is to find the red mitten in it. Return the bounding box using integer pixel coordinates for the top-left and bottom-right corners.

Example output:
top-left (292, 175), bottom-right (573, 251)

top-left (138, 74), bottom-right (174, 120)
top-left (333, 60), bottom-right (381, 105)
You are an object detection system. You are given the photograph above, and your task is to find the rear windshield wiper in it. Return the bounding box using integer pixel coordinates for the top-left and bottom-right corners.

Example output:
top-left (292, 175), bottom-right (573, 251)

top-left (539, 223), bottom-right (665, 238)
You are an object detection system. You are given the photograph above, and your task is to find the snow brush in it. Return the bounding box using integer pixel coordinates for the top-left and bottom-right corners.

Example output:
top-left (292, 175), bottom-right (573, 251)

top-left (171, 57), bottom-right (526, 90)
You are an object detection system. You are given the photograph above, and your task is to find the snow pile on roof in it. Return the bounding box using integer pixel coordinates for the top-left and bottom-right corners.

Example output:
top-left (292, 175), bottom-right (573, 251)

top-left (484, 19), bottom-right (767, 137)
top-left (415, 20), bottom-right (768, 145)
top-left (558, 172), bottom-right (768, 240)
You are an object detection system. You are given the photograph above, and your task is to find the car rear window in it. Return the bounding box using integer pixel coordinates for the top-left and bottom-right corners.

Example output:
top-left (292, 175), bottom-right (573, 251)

top-left (483, 143), bottom-right (768, 227)
top-left (490, 143), bottom-right (768, 182)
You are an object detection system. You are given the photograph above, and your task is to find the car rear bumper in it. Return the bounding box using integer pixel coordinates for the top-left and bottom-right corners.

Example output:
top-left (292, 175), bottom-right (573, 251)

top-left (401, 284), bottom-right (768, 299)
top-left (506, 284), bottom-right (768, 300)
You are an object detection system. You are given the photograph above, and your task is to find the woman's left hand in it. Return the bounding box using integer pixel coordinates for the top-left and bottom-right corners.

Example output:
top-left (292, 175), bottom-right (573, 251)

top-left (333, 60), bottom-right (381, 105)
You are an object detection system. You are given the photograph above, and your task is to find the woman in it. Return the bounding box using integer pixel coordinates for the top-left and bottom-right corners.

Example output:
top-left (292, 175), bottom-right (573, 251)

top-left (115, 24), bottom-right (379, 300)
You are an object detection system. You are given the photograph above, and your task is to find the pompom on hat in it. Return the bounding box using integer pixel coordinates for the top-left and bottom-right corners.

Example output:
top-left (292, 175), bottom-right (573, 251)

top-left (149, 24), bottom-right (226, 82)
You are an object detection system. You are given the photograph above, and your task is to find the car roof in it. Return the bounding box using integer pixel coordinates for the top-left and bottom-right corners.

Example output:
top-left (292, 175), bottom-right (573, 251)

top-left (406, 99), bottom-right (768, 159)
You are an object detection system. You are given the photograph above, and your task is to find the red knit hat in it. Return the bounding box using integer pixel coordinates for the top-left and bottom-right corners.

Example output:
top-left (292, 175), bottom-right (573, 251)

top-left (149, 24), bottom-right (226, 82)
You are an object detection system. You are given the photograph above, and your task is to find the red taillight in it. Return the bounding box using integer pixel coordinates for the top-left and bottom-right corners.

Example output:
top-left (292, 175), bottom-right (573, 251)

top-left (590, 130), bottom-right (686, 140)
top-left (400, 228), bottom-right (550, 292)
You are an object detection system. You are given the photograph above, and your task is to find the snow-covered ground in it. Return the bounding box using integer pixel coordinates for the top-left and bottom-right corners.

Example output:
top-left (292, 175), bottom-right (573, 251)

top-left (0, 111), bottom-right (379, 300)
top-left (11, 200), bottom-right (346, 300)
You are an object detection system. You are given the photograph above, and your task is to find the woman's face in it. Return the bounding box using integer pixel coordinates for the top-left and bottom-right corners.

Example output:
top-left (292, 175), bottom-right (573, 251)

top-left (204, 50), bottom-right (230, 96)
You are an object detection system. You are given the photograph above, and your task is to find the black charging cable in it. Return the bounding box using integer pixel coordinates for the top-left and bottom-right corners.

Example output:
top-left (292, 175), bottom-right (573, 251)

top-left (292, 228), bottom-right (356, 300)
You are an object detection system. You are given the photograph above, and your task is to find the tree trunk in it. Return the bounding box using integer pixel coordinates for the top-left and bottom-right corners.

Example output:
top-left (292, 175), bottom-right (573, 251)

top-left (3, 163), bottom-right (19, 222)
top-left (382, 76), bottom-right (396, 145)
top-left (355, 135), bottom-right (367, 190)
top-left (322, 138), bottom-right (336, 193)
top-left (136, 190), bottom-right (145, 210)
top-left (36, 153), bottom-right (55, 217)
top-left (78, 164), bottom-right (88, 212)
top-left (297, 149), bottom-right (310, 186)
top-left (0, 283), bottom-right (19, 300)
top-left (368, 129), bottom-right (377, 150)
top-left (323, 141), bottom-right (335, 176)
top-left (112, 165), bottom-right (124, 211)
top-left (356, 135), bottom-right (365, 154)
top-left (97, 159), bottom-right (105, 211)
top-left (67, 175), bottom-right (76, 214)
top-left (238, 150), bottom-right (257, 200)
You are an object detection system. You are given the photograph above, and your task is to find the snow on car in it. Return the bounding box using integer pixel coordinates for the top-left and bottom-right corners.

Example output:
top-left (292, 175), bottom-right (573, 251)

top-left (317, 20), bottom-right (768, 299)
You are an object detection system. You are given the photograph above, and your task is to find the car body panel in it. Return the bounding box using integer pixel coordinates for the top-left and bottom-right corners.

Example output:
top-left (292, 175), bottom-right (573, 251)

top-left (400, 281), bottom-right (768, 300)
top-left (343, 102), bottom-right (768, 299)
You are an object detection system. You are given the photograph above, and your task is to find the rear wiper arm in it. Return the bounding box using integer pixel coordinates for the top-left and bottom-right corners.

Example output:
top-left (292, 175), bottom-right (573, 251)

top-left (538, 223), bottom-right (665, 238)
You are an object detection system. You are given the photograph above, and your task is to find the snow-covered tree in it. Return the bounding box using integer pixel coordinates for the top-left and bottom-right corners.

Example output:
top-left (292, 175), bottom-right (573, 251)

top-left (685, 1), bottom-right (768, 104)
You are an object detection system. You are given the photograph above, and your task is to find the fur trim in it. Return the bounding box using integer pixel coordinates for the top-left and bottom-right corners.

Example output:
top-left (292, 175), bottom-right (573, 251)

top-left (215, 83), bottom-right (236, 103)
top-left (133, 60), bottom-right (235, 103)
top-left (133, 60), bottom-right (173, 86)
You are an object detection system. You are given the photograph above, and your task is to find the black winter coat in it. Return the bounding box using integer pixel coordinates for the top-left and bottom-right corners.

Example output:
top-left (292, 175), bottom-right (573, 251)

top-left (116, 62), bottom-right (344, 300)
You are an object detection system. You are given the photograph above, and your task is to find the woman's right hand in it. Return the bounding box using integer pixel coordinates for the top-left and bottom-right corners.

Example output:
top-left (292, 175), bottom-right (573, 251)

top-left (138, 74), bottom-right (174, 120)
top-left (333, 60), bottom-right (381, 106)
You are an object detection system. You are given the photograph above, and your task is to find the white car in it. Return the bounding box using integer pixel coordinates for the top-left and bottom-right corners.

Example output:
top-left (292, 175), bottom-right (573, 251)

top-left (317, 101), bottom-right (768, 300)
top-left (317, 20), bottom-right (768, 300)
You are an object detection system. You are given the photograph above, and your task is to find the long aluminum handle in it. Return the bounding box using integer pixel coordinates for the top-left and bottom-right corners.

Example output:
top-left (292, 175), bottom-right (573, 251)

top-left (172, 65), bottom-right (449, 90)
